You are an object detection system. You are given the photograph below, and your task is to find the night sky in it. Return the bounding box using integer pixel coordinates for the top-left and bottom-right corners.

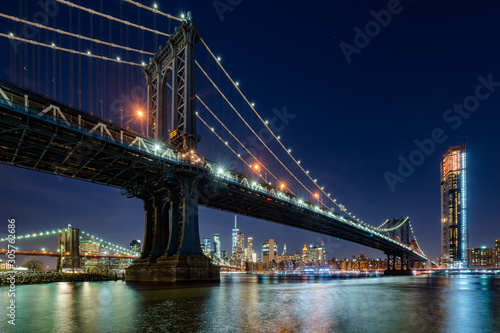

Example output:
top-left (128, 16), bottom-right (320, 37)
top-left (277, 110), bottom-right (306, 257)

top-left (1, 0), bottom-right (500, 268)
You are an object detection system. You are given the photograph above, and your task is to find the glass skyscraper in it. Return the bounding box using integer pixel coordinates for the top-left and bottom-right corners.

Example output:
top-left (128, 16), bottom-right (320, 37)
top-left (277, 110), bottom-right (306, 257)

top-left (213, 234), bottom-right (221, 258)
top-left (232, 214), bottom-right (239, 255)
top-left (441, 142), bottom-right (468, 266)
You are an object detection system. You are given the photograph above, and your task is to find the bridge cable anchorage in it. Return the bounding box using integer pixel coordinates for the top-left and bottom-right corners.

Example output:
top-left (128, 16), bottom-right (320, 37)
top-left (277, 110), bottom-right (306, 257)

top-left (0, 13), bottom-right (155, 56)
top-left (55, 0), bottom-right (171, 37)
top-left (121, 0), bottom-right (183, 22)
top-left (199, 37), bottom-right (360, 221)
top-left (0, 33), bottom-right (142, 67)
top-left (197, 112), bottom-right (296, 196)
top-left (196, 61), bottom-right (314, 200)
top-left (196, 95), bottom-right (283, 188)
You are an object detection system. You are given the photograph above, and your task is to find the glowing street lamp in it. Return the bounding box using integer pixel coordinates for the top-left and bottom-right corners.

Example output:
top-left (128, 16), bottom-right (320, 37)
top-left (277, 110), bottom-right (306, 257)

top-left (314, 193), bottom-right (320, 205)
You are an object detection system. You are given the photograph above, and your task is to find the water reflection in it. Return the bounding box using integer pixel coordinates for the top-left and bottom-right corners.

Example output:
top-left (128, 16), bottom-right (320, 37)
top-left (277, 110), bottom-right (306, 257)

top-left (1, 274), bottom-right (499, 332)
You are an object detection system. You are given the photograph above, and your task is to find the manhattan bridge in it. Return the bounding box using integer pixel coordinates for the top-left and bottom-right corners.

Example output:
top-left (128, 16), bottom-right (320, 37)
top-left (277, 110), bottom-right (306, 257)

top-left (0, 1), bottom-right (431, 282)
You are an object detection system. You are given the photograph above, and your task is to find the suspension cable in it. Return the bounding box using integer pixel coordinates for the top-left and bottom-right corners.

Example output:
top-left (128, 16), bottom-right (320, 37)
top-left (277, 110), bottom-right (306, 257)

top-left (0, 13), bottom-right (155, 56)
top-left (55, 0), bottom-right (171, 37)
top-left (1, 33), bottom-right (142, 67)
top-left (121, 0), bottom-right (183, 22)
top-left (196, 95), bottom-right (282, 187)
top-left (199, 37), bottom-right (361, 221)
top-left (376, 219), bottom-right (390, 229)
top-left (376, 217), bottom-right (409, 232)
top-left (197, 112), bottom-right (296, 196)
top-left (196, 61), bottom-right (315, 200)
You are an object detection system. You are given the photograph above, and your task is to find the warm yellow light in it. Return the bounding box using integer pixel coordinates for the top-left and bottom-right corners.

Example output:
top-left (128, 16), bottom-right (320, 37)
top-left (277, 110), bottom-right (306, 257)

top-left (314, 193), bottom-right (319, 198)
top-left (137, 110), bottom-right (143, 117)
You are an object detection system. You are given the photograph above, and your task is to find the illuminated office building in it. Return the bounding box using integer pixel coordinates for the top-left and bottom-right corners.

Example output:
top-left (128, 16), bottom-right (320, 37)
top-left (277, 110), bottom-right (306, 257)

top-left (213, 234), bottom-right (221, 258)
top-left (496, 239), bottom-right (500, 266)
top-left (203, 237), bottom-right (212, 254)
top-left (246, 237), bottom-right (253, 261)
top-left (263, 239), bottom-right (278, 263)
top-left (232, 215), bottom-right (239, 255)
top-left (441, 142), bottom-right (468, 266)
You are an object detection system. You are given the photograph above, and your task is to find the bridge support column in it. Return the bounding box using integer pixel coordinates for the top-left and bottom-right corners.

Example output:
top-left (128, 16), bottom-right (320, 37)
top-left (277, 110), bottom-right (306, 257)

top-left (384, 252), bottom-right (412, 276)
top-left (126, 175), bottom-right (219, 283)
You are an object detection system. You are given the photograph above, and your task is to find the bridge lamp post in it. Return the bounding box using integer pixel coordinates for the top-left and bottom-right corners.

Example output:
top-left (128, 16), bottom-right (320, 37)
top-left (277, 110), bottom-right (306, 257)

top-left (314, 193), bottom-right (320, 205)
top-left (253, 164), bottom-right (266, 181)
top-left (137, 110), bottom-right (144, 135)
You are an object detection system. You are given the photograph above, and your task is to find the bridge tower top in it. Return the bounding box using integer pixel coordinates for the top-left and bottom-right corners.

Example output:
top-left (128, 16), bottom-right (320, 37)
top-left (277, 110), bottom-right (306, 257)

top-left (143, 12), bottom-right (199, 152)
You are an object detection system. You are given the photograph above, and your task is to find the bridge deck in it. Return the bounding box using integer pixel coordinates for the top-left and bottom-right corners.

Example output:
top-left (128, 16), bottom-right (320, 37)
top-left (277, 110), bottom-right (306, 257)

top-left (0, 79), bottom-right (428, 262)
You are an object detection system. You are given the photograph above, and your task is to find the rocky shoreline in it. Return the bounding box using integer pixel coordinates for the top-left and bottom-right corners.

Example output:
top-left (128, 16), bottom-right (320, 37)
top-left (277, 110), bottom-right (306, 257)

top-left (0, 271), bottom-right (116, 285)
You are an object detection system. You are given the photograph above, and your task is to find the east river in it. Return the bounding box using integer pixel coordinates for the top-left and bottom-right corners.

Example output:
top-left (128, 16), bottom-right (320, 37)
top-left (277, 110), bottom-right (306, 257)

top-left (1, 274), bottom-right (500, 332)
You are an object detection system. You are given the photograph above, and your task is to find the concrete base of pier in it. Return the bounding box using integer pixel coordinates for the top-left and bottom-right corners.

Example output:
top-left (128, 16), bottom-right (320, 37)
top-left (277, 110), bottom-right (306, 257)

top-left (125, 255), bottom-right (220, 283)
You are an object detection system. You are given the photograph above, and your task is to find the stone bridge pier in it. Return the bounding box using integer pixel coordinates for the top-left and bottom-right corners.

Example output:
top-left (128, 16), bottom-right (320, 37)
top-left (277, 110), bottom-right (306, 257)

top-left (125, 170), bottom-right (220, 283)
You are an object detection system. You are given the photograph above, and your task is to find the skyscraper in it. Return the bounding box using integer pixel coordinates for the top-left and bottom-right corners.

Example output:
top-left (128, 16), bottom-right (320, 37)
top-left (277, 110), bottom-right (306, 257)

top-left (263, 239), bottom-right (277, 263)
top-left (203, 238), bottom-right (212, 253)
top-left (213, 234), bottom-right (221, 258)
top-left (441, 142), bottom-right (468, 266)
top-left (496, 239), bottom-right (500, 266)
top-left (302, 244), bottom-right (309, 263)
top-left (246, 237), bottom-right (253, 261)
top-left (232, 214), bottom-right (239, 255)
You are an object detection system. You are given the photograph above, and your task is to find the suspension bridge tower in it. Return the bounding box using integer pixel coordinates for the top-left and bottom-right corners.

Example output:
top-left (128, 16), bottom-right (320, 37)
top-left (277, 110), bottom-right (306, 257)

top-left (125, 13), bottom-right (219, 283)
top-left (57, 227), bottom-right (81, 271)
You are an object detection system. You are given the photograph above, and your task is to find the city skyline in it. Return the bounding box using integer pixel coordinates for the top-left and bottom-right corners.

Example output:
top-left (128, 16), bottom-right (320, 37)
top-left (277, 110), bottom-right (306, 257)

top-left (1, 1), bottom-right (500, 262)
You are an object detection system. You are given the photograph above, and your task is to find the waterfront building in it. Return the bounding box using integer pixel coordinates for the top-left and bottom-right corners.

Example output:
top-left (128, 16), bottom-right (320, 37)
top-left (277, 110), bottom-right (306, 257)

top-left (441, 142), bottom-right (468, 267)
top-left (468, 247), bottom-right (495, 267)
top-left (495, 239), bottom-right (500, 266)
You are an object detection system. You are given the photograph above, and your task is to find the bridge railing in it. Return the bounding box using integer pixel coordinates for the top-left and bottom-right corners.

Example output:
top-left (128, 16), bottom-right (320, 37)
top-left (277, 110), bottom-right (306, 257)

top-left (0, 96), bottom-right (181, 164)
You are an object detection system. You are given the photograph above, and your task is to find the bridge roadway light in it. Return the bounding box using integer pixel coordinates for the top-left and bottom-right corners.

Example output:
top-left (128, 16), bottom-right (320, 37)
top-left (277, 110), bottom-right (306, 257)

top-left (137, 110), bottom-right (144, 117)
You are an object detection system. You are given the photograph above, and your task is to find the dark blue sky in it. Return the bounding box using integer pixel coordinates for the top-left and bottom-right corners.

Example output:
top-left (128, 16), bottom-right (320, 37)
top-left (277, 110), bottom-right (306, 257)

top-left (1, 0), bottom-right (500, 266)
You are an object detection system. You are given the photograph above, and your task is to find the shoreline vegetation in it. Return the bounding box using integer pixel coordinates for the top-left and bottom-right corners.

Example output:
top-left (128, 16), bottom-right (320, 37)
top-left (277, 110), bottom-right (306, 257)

top-left (0, 271), bottom-right (118, 285)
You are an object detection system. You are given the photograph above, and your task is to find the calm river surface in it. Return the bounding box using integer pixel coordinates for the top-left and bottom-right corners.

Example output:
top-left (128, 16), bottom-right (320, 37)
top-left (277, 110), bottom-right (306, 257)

top-left (1, 274), bottom-right (500, 333)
